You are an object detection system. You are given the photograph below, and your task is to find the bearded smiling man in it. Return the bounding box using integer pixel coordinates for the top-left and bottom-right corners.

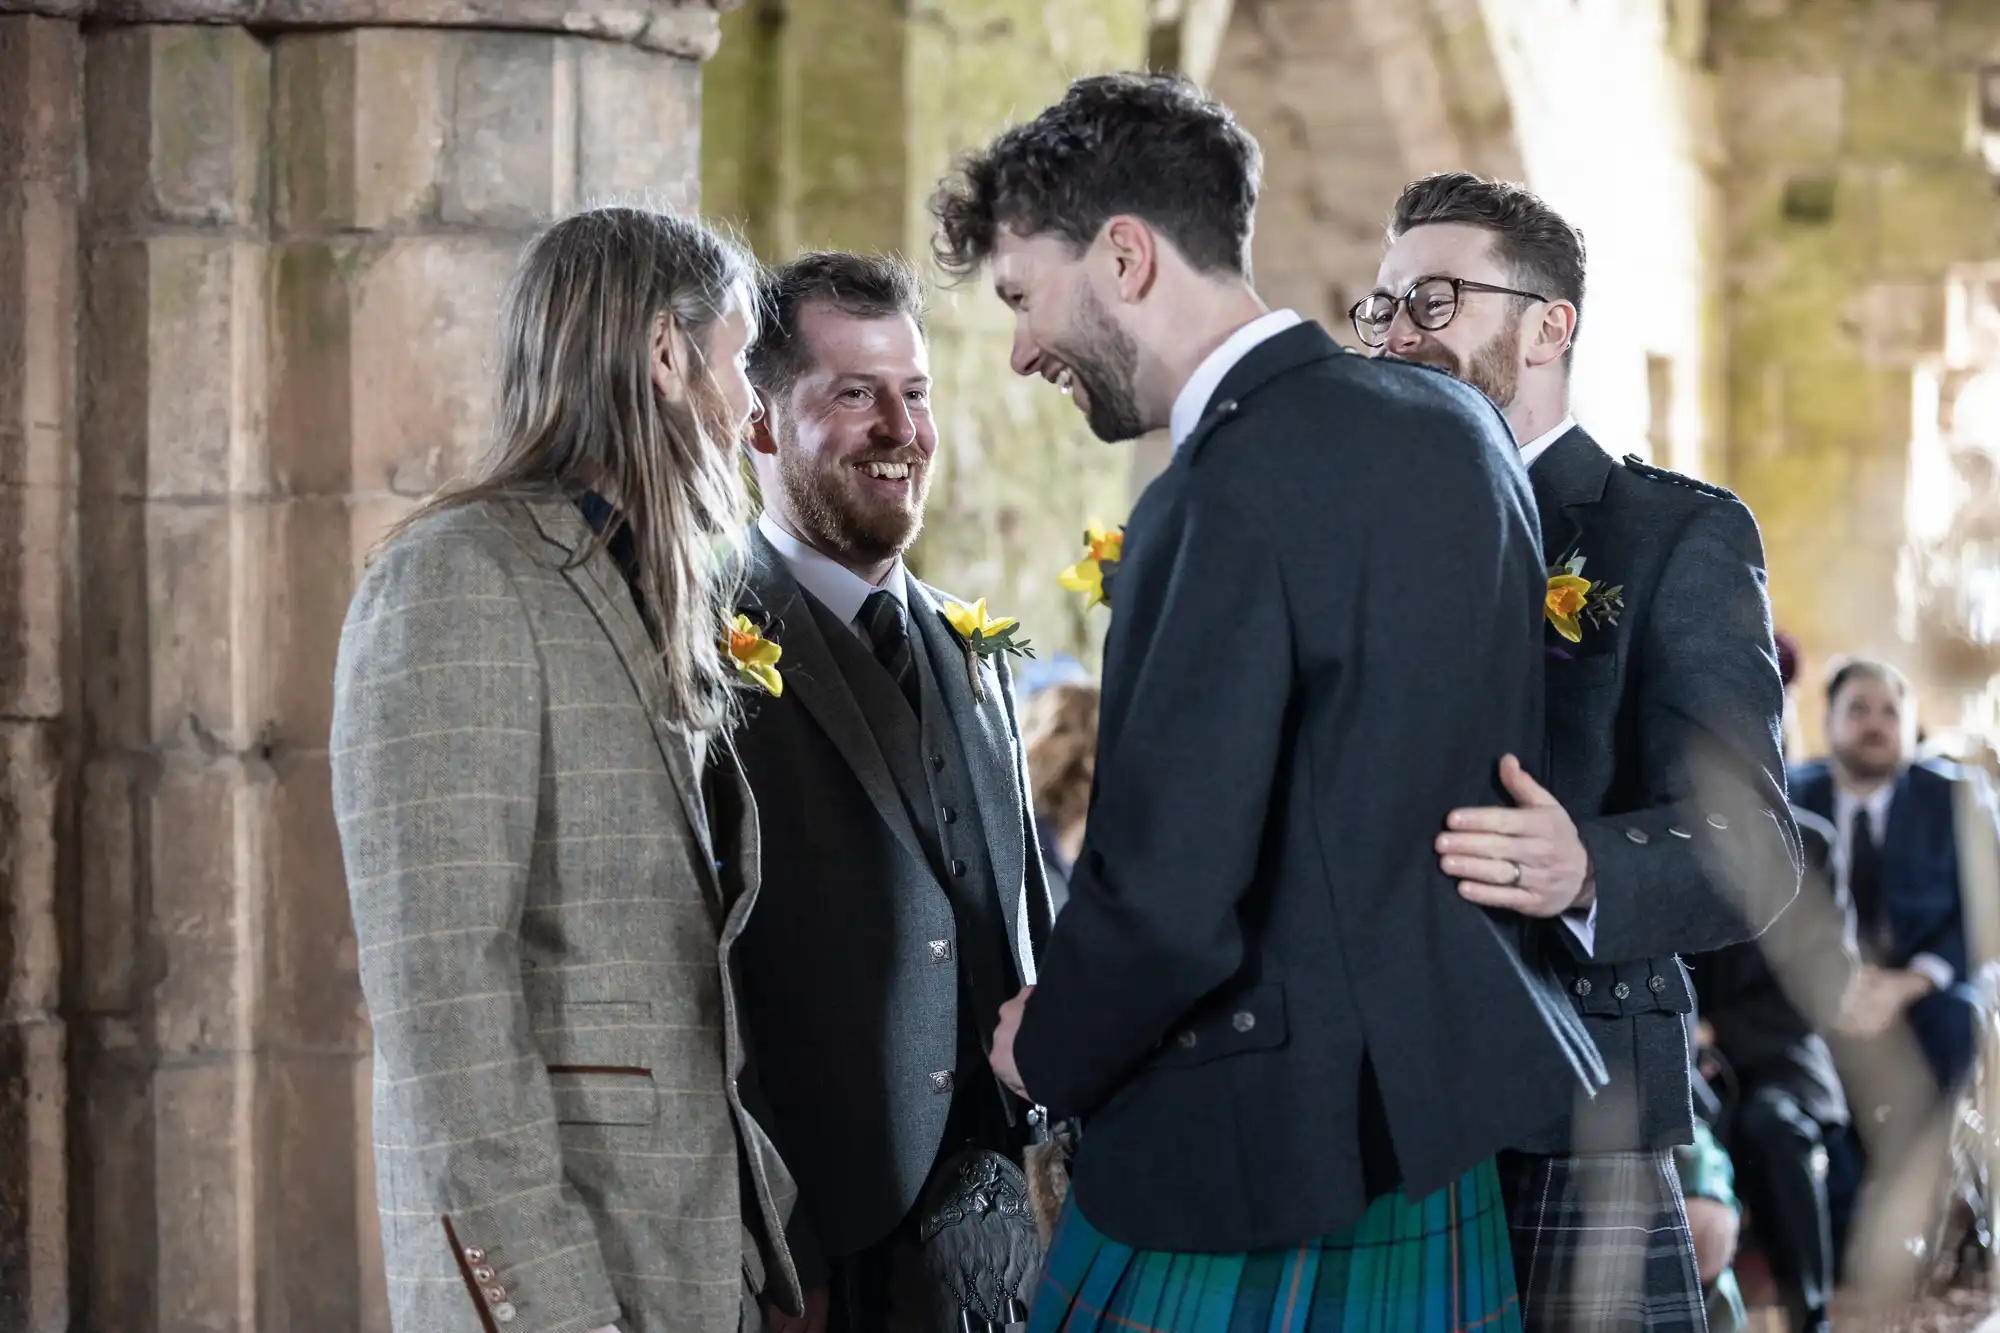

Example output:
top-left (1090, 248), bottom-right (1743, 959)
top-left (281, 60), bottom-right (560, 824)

top-left (1366, 173), bottom-right (1801, 1332)
top-left (730, 251), bottom-right (1054, 1333)
top-left (942, 74), bottom-right (1608, 1333)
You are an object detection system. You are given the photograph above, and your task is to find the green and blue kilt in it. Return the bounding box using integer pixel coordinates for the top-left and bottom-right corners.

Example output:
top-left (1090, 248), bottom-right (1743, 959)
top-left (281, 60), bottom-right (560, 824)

top-left (1030, 1159), bottom-right (1522, 1333)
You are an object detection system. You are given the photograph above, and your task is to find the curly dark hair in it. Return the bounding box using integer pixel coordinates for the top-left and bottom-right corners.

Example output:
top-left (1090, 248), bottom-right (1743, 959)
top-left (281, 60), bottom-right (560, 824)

top-left (929, 72), bottom-right (1261, 280)
top-left (747, 250), bottom-right (927, 401)
top-left (1389, 172), bottom-right (1587, 360)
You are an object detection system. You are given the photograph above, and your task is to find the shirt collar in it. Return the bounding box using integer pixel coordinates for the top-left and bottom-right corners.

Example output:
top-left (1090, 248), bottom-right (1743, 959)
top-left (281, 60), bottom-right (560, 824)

top-left (1834, 777), bottom-right (1899, 843)
top-left (757, 510), bottom-right (907, 629)
top-left (1169, 308), bottom-right (1304, 449)
top-left (1520, 415), bottom-right (1579, 472)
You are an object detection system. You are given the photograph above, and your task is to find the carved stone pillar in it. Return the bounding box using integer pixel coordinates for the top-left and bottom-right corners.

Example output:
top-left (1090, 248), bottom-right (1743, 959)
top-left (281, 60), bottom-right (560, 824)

top-left (0, 2), bottom-right (730, 1328)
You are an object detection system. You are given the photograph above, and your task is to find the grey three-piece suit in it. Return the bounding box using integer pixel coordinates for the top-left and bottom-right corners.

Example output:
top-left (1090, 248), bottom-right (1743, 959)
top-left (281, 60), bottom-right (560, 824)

top-left (728, 526), bottom-right (1054, 1299)
top-left (332, 496), bottom-right (801, 1333)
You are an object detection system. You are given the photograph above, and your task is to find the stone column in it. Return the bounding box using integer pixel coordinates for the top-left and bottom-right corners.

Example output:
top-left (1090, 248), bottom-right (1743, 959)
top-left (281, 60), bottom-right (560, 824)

top-left (703, 0), bottom-right (1150, 666)
top-left (0, 2), bottom-right (728, 1328)
top-left (0, 14), bottom-right (80, 1333)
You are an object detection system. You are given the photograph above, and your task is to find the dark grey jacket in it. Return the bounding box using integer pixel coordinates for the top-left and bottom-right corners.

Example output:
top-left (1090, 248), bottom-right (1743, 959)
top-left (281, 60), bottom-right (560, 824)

top-left (1522, 426), bottom-right (1801, 1155)
top-left (728, 528), bottom-right (1054, 1281)
top-left (1015, 325), bottom-right (1606, 1253)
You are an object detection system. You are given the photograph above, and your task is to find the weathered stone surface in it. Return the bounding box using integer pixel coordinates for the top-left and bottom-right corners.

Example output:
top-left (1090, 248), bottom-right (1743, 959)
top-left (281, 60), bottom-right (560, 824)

top-left (261, 755), bottom-right (361, 1049)
top-left (0, 15), bottom-right (82, 188)
top-left (141, 503), bottom-right (264, 750)
top-left (74, 1039), bottom-right (153, 1332)
top-left (84, 25), bottom-right (268, 232)
top-left (0, 1018), bottom-right (69, 1333)
top-left (77, 757), bottom-right (141, 1012)
top-left (268, 500), bottom-right (357, 748)
top-left (576, 35), bottom-right (703, 207)
top-left (80, 238), bottom-right (267, 501)
top-left (69, 0), bottom-right (731, 57)
top-left (151, 1058), bottom-right (255, 1332)
top-left (345, 236), bottom-right (514, 496)
top-left (257, 1055), bottom-right (365, 1330)
top-left (0, 482), bottom-right (70, 720)
top-left (147, 760), bottom-right (265, 1055)
top-left (1, 721), bottom-right (61, 1018)
top-left (441, 31), bottom-right (559, 227)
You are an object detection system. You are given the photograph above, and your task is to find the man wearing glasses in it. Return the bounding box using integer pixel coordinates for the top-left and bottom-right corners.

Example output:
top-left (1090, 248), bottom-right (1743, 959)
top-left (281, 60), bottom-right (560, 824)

top-left (1361, 173), bottom-right (1802, 1332)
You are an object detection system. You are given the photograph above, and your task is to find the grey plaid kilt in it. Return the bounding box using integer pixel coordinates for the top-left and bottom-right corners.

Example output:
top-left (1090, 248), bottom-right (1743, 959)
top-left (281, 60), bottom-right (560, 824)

top-left (1495, 1149), bottom-right (1707, 1333)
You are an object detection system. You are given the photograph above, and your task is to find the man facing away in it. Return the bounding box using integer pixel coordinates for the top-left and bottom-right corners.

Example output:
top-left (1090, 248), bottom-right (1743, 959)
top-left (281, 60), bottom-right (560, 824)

top-left (730, 251), bottom-right (1055, 1333)
top-left (1364, 173), bottom-right (1801, 1331)
top-left (943, 73), bottom-right (1606, 1331)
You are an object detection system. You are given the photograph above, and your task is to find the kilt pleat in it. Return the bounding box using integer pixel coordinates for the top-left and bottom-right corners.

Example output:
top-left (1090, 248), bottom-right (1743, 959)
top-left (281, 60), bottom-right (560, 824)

top-left (1029, 1159), bottom-right (1522, 1333)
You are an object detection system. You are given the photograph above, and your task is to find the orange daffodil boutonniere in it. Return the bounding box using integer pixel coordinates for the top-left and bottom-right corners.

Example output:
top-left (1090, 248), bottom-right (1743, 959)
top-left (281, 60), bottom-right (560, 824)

top-left (726, 614), bottom-right (783, 696)
top-left (940, 598), bottom-right (1035, 702)
top-left (1058, 523), bottom-right (1125, 610)
top-left (1544, 552), bottom-right (1624, 645)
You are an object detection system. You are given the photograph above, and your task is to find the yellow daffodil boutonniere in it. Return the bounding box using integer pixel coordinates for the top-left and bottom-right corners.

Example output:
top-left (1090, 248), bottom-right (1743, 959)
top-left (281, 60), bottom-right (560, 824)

top-left (1545, 554), bottom-right (1623, 645)
top-left (940, 598), bottom-right (1035, 702)
top-left (1058, 523), bottom-right (1124, 610)
top-left (726, 614), bottom-right (783, 696)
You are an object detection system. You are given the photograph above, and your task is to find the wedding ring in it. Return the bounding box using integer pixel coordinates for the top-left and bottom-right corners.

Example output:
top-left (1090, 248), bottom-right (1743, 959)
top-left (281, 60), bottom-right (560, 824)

top-left (1506, 860), bottom-right (1523, 887)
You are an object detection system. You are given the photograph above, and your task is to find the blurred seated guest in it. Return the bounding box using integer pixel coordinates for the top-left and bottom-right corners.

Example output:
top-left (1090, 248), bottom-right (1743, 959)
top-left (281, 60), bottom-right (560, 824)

top-left (1790, 655), bottom-right (1991, 1273)
top-left (1790, 657), bottom-right (1979, 1096)
top-left (1020, 680), bottom-right (1098, 914)
top-left (1690, 804), bottom-right (1854, 1333)
top-left (1675, 1117), bottom-right (1749, 1333)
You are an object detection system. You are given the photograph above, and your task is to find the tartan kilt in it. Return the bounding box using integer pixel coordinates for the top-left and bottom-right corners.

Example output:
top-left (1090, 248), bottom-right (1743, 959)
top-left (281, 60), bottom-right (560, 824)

top-left (1494, 1149), bottom-right (1707, 1333)
top-left (1028, 1159), bottom-right (1522, 1333)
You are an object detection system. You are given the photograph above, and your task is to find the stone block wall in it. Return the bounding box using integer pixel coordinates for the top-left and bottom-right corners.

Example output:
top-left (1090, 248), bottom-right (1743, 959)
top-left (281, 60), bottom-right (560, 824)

top-left (1713, 0), bottom-right (2000, 745)
top-left (0, 3), bottom-right (728, 1327)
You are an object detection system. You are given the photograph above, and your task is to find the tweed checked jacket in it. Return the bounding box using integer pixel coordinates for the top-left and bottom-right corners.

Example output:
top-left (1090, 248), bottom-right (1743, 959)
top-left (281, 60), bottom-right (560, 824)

top-left (332, 496), bottom-right (800, 1333)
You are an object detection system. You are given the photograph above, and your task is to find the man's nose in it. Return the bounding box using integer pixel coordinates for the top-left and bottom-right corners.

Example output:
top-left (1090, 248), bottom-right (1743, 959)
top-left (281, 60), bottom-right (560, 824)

top-left (1010, 327), bottom-right (1041, 379)
top-left (1384, 308), bottom-right (1424, 355)
top-left (876, 396), bottom-right (918, 448)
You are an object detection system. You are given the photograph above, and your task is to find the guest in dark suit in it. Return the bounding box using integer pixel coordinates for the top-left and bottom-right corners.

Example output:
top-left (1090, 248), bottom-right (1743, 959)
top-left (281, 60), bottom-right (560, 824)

top-left (731, 252), bottom-right (1055, 1333)
top-left (1790, 658), bottom-right (1980, 1091)
top-left (936, 73), bottom-right (1605, 1331)
top-left (1365, 173), bottom-right (1801, 1331)
top-left (1789, 656), bottom-right (1990, 1268)
top-left (1690, 806), bottom-right (1856, 1333)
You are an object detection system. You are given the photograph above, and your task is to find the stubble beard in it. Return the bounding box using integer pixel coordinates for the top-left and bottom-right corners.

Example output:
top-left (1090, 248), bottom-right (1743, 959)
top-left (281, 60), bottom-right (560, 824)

top-left (1060, 287), bottom-right (1150, 443)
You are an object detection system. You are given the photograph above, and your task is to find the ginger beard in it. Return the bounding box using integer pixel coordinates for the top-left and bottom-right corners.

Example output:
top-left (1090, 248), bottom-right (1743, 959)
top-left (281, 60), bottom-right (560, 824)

top-left (1391, 320), bottom-right (1521, 411)
top-left (770, 411), bottom-right (931, 567)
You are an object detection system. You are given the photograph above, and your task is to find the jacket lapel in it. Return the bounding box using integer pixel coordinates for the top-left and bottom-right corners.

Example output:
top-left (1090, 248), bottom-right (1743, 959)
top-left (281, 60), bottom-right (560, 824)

top-left (907, 577), bottom-right (1032, 978)
top-left (522, 498), bottom-right (717, 889)
top-left (1529, 426), bottom-right (1614, 567)
top-left (743, 530), bottom-right (933, 872)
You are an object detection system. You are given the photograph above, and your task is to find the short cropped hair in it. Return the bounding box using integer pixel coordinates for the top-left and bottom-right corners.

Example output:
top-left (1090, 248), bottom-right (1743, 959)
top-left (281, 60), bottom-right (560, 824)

top-left (1388, 172), bottom-right (1588, 360)
top-left (929, 72), bottom-right (1261, 279)
top-left (1823, 654), bottom-right (1911, 710)
top-left (747, 251), bottom-right (927, 401)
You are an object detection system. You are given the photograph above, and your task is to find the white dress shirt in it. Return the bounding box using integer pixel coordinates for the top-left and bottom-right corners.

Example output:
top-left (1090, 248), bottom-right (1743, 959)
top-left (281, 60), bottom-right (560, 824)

top-left (1168, 308), bottom-right (1304, 449)
top-left (756, 510), bottom-right (907, 637)
top-left (1520, 415), bottom-right (1594, 954)
top-left (1519, 414), bottom-right (1578, 471)
top-left (1833, 777), bottom-right (1954, 990)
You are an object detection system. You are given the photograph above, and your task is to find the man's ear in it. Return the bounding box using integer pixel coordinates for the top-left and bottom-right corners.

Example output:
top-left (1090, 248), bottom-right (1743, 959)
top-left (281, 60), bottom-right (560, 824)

top-left (650, 313), bottom-right (690, 406)
top-left (747, 405), bottom-right (779, 457)
top-left (1524, 300), bottom-right (1577, 370)
top-left (1101, 215), bottom-right (1159, 304)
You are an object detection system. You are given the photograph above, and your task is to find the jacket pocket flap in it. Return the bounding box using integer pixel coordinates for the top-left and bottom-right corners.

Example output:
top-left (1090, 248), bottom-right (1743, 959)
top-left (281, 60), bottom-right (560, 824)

top-left (1151, 981), bottom-right (1288, 1070)
top-left (548, 1067), bottom-right (658, 1125)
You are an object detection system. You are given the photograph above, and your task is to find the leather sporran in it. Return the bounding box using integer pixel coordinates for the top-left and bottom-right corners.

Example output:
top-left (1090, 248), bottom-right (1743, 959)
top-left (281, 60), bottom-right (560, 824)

top-left (916, 1148), bottom-right (1040, 1331)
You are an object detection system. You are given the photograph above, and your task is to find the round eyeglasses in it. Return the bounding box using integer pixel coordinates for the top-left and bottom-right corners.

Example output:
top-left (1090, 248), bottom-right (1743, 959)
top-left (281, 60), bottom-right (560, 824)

top-left (1349, 275), bottom-right (1550, 348)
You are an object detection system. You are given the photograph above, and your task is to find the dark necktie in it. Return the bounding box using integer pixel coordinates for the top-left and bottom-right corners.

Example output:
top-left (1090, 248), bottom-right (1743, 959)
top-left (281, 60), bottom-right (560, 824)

top-left (860, 589), bottom-right (920, 716)
top-left (1849, 806), bottom-right (1885, 951)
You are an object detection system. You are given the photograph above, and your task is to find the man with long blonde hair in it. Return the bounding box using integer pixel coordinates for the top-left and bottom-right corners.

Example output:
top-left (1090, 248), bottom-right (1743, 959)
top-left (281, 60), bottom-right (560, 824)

top-left (332, 205), bottom-right (802, 1333)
